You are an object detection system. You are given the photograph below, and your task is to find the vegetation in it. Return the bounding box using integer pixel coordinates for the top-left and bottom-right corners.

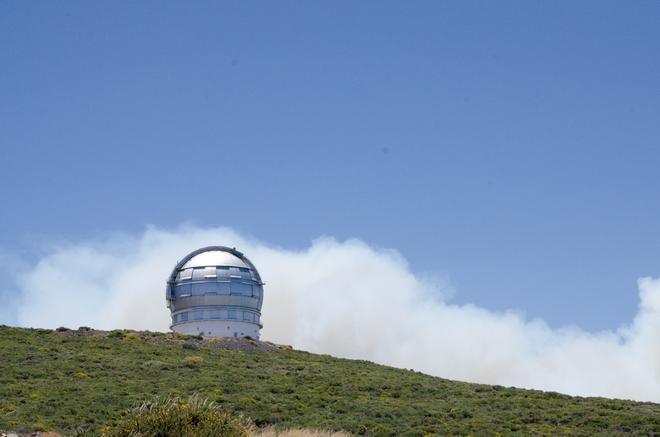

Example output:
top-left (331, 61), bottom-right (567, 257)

top-left (1, 326), bottom-right (660, 436)
top-left (107, 394), bottom-right (252, 437)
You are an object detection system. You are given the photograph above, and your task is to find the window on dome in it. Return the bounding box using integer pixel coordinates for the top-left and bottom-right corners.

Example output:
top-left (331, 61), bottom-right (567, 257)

top-left (210, 310), bottom-right (220, 319)
top-left (231, 281), bottom-right (252, 295)
top-left (175, 284), bottom-right (191, 297)
top-left (192, 268), bottom-right (205, 281)
top-left (180, 312), bottom-right (189, 322)
top-left (178, 269), bottom-right (193, 281)
top-left (228, 310), bottom-right (237, 319)
top-left (218, 281), bottom-right (230, 294)
top-left (192, 282), bottom-right (217, 295)
top-left (194, 310), bottom-right (203, 320)
top-left (204, 266), bottom-right (217, 278)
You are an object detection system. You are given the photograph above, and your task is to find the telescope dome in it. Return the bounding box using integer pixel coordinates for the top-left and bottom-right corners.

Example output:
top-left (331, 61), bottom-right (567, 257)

top-left (181, 250), bottom-right (250, 269)
top-left (165, 246), bottom-right (264, 338)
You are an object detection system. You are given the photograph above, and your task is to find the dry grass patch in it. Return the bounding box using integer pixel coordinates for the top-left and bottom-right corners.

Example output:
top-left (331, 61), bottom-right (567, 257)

top-left (253, 428), bottom-right (351, 437)
top-left (182, 355), bottom-right (204, 367)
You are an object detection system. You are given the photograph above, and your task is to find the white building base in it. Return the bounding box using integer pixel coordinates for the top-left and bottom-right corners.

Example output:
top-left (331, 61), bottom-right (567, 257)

top-left (172, 320), bottom-right (260, 339)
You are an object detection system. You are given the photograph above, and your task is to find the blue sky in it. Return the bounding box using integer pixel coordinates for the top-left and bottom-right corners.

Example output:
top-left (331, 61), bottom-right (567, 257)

top-left (1, 1), bottom-right (659, 331)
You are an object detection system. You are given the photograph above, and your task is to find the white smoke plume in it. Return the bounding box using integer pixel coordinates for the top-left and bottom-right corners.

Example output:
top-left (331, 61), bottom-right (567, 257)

top-left (7, 225), bottom-right (660, 402)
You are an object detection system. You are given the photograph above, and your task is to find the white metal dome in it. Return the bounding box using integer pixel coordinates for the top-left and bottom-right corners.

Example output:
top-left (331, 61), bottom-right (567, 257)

top-left (165, 246), bottom-right (264, 338)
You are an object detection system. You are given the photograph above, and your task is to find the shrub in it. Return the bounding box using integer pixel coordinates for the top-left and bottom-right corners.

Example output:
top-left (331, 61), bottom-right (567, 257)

top-left (107, 394), bottom-right (252, 437)
top-left (124, 332), bottom-right (141, 341)
top-left (32, 421), bottom-right (48, 431)
top-left (182, 340), bottom-right (200, 350)
top-left (183, 355), bottom-right (204, 367)
top-left (107, 330), bottom-right (125, 339)
top-left (56, 326), bottom-right (70, 332)
top-left (142, 360), bottom-right (167, 369)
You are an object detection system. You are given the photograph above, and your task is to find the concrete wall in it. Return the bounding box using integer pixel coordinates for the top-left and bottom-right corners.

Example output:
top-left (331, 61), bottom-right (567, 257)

top-left (172, 320), bottom-right (261, 339)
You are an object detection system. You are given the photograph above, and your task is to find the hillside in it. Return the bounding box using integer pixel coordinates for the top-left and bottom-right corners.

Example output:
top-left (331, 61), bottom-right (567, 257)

top-left (1, 326), bottom-right (659, 436)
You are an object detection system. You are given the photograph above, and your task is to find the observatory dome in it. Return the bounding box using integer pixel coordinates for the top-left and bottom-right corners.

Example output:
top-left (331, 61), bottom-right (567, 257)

top-left (165, 246), bottom-right (264, 338)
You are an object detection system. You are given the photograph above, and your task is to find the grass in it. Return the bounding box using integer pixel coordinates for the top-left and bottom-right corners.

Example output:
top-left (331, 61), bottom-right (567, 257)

top-left (101, 394), bottom-right (350, 437)
top-left (1, 326), bottom-right (660, 436)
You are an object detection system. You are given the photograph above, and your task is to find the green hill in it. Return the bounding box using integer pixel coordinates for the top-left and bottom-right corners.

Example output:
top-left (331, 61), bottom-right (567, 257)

top-left (1, 326), bottom-right (659, 436)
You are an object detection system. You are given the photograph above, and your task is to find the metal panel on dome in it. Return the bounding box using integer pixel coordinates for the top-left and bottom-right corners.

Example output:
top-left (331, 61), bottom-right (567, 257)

top-left (181, 250), bottom-right (250, 269)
